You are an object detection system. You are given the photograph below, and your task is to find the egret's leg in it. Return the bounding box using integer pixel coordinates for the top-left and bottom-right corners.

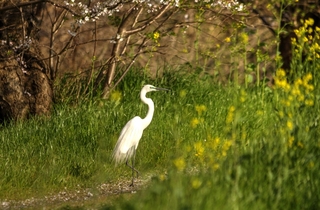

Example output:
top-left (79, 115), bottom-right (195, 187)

top-left (125, 159), bottom-right (134, 186)
top-left (132, 148), bottom-right (140, 178)
top-left (126, 148), bottom-right (140, 187)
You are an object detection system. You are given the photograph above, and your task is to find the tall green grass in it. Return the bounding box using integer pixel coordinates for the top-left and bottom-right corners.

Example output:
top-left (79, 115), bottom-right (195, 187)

top-left (0, 69), bottom-right (198, 200)
top-left (1, 65), bottom-right (319, 209)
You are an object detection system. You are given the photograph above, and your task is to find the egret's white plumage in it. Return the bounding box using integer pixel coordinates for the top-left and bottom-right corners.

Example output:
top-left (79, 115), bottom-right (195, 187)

top-left (112, 116), bottom-right (144, 164)
top-left (112, 84), bottom-right (168, 186)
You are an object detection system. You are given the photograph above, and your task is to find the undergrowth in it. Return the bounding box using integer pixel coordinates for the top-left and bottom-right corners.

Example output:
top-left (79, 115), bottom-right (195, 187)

top-left (1, 64), bottom-right (320, 210)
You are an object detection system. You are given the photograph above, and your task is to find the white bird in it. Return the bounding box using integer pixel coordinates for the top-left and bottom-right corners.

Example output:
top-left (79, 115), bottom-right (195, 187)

top-left (112, 84), bottom-right (169, 186)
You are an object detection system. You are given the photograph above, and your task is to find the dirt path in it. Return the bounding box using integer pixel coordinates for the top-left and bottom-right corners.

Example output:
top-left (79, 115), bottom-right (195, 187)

top-left (0, 177), bottom-right (151, 209)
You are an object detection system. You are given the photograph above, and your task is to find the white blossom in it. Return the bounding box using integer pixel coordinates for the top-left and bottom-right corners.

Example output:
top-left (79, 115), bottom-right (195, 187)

top-left (63, 0), bottom-right (244, 26)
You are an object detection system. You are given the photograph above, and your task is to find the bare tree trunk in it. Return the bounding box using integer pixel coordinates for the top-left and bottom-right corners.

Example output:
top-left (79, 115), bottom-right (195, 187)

top-left (98, 4), bottom-right (172, 97)
top-left (0, 0), bottom-right (53, 123)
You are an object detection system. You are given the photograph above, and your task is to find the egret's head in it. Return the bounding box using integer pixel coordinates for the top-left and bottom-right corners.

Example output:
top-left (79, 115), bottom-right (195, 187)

top-left (143, 84), bottom-right (169, 93)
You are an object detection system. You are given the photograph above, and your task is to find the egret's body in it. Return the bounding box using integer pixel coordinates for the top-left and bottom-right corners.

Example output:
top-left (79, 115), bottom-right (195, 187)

top-left (112, 85), bottom-right (168, 186)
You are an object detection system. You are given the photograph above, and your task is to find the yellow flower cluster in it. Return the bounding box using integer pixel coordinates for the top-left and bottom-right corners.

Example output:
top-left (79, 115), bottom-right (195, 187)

top-left (226, 105), bottom-right (235, 124)
top-left (209, 136), bottom-right (220, 150)
top-left (191, 117), bottom-right (203, 128)
top-left (240, 32), bottom-right (249, 45)
top-left (239, 89), bottom-right (247, 103)
top-left (288, 136), bottom-right (294, 148)
top-left (293, 18), bottom-right (320, 60)
top-left (194, 141), bottom-right (205, 159)
top-left (195, 104), bottom-right (207, 115)
top-left (274, 69), bottom-right (314, 107)
top-left (110, 90), bottom-right (122, 103)
top-left (173, 157), bottom-right (186, 171)
top-left (274, 69), bottom-right (315, 150)
top-left (152, 31), bottom-right (160, 46)
top-left (190, 104), bottom-right (206, 128)
top-left (189, 135), bottom-right (233, 171)
top-left (287, 120), bottom-right (293, 131)
top-left (222, 140), bottom-right (232, 157)
top-left (274, 69), bottom-right (290, 91)
top-left (304, 18), bottom-right (314, 27)
top-left (225, 37), bottom-right (231, 43)
top-left (191, 178), bottom-right (202, 189)
top-left (153, 31), bottom-right (160, 40)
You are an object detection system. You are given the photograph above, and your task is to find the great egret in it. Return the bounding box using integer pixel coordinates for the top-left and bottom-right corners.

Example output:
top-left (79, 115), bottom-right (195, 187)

top-left (112, 84), bottom-right (169, 186)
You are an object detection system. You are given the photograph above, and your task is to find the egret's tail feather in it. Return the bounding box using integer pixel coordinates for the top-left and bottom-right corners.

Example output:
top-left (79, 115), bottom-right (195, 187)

top-left (112, 146), bottom-right (135, 165)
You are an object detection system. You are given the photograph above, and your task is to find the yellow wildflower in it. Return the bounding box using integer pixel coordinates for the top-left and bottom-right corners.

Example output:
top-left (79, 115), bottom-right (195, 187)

top-left (191, 178), bottom-right (202, 189)
top-left (240, 89), bottom-right (247, 102)
top-left (305, 99), bottom-right (314, 106)
top-left (213, 163), bottom-right (219, 170)
top-left (225, 37), bottom-right (231, 43)
top-left (275, 75), bottom-right (290, 91)
top-left (153, 31), bottom-right (160, 40)
top-left (194, 141), bottom-right (205, 158)
top-left (173, 157), bottom-right (186, 171)
top-left (278, 111), bottom-right (284, 118)
top-left (287, 120), bottom-right (293, 131)
top-left (179, 89), bottom-right (187, 98)
top-left (288, 136), bottom-right (294, 148)
top-left (110, 90), bottom-right (122, 103)
top-left (306, 84), bottom-right (314, 91)
top-left (297, 94), bottom-right (305, 102)
top-left (294, 78), bottom-right (303, 87)
top-left (303, 73), bottom-right (312, 82)
top-left (305, 18), bottom-right (314, 26)
top-left (257, 110), bottom-right (264, 116)
top-left (284, 100), bottom-right (291, 107)
top-left (210, 137), bottom-right (220, 150)
top-left (241, 32), bottom-right (249, 44)
top-left (291, 87), bottom-right (301, 96)
top-left (226, 106), bottom-right (235, 124)
top-left (195, 104), bottom-right (207, 115)
top-left (158, 174), bottom-right (166, 181)
top-left (222, 140), bottom-right (232, 157)
top-left (276, 69), bottom-right (286, 78)
top-left (294, 29), bottom-right (301, 38)
top-left (191, 118), bottom-right (200, 128)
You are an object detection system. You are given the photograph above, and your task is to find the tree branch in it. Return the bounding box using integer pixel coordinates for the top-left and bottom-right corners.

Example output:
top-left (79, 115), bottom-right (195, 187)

top-left (124, 3), bottom-right (172, 36)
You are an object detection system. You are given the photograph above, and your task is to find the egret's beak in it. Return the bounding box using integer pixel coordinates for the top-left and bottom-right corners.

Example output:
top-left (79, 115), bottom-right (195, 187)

top-left (154, 87), bottom-right (169, 91)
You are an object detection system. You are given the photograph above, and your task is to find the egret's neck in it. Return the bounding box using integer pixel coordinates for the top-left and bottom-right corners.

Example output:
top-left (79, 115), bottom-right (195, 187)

top-left (141, 92), bottom-right (155, 130)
